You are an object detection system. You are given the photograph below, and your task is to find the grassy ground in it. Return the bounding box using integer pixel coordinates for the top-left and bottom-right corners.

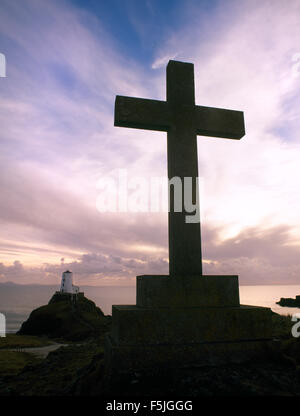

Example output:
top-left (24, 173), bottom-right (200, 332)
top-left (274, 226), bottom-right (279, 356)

top-left (0, 342), bottom-right (104, 396)
top-left (0, 334), bottom-right (54, 349)
top-left (0, 351), bottom-right (42, 377)
top-left (0, 335), bottom-right (54, 380)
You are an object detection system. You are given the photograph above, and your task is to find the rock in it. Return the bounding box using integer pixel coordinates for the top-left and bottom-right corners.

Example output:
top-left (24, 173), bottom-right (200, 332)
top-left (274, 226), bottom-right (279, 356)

top-left (17, 292), bottom-right (111, 341)
top-left (276, 296), bottom-right (300, 307)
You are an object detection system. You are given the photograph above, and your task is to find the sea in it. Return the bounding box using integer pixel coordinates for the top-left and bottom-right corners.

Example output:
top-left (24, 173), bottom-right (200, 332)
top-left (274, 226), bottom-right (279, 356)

top-left (0, 283), bottom-right (300, 334)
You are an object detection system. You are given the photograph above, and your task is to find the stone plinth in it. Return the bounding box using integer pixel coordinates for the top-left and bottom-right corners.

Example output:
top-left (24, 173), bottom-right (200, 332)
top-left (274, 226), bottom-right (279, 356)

top-left (105, 275), bottom-right (273, 373)
top-left (111, 304), bottom-right (271, 345)
top-left (137, 275), bottom-right (239, 308)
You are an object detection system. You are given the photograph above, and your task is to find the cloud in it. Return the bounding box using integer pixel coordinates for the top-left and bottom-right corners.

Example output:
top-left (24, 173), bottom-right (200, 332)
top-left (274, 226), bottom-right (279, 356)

top-left (150, 0), bottom-right (300, 232)
top-left (1, 222), bottom-right (300, 285)
top-left (202, 224), bottom-right (300, 284)
top-left (1, 0), bottom-right (300, 286)
top-left (151, 53), bottom-right (178, 69)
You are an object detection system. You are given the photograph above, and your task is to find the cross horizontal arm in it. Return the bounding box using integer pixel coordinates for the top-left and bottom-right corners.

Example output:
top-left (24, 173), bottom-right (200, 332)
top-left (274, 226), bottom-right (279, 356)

top-left (114, 96), bottom-right (170, 132)
top-left (194, 105), bottom-right (245, 139)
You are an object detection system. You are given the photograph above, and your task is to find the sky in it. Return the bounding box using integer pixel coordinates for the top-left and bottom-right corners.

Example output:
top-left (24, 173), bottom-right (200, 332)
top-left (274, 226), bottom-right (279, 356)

top-left (1, 0), bottom-right (300, 286)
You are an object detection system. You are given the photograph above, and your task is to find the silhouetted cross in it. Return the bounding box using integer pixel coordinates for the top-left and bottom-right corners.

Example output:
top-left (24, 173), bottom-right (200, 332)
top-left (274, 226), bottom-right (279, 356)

top-left (115, 60), bottom-right (245, 276)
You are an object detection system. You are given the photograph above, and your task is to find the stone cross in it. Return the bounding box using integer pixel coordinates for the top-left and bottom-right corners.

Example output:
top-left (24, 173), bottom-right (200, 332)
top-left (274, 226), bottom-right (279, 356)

top-left (115, 60), bottom-right (245, 276)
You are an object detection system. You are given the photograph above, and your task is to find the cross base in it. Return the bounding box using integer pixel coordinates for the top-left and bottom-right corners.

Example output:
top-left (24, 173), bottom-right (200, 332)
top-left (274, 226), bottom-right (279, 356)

top-left (137, 274), bottom-right (240, 308)
top-left (105, 275), bottom-right (273, 373)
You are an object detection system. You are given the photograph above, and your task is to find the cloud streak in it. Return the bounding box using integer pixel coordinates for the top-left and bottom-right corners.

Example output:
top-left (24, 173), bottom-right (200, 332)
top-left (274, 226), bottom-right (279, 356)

top-left (0, 0), bottom-right (300, 285)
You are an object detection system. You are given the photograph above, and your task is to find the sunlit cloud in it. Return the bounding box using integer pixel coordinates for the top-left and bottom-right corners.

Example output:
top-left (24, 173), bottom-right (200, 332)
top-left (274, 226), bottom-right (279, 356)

top-left (1, 0), bottom-right (300, 285)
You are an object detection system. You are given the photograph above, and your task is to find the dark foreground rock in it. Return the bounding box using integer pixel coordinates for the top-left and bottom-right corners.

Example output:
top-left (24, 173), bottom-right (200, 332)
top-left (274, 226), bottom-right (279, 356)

top-left (17, 292), bottom-right (111, 341)
top-left (2, 337), bottom-right (299, 397)
top-left (71, 337), bottom-right (300, 397)
top-left (0, 312), bottom-right (298, 397)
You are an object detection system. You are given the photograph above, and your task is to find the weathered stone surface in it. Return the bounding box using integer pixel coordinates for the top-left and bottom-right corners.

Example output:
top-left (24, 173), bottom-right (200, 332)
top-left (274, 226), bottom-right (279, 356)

top-left (136, 274), bottom-right (240, 308)
top-left (111, 304), bottom-right (272, 346)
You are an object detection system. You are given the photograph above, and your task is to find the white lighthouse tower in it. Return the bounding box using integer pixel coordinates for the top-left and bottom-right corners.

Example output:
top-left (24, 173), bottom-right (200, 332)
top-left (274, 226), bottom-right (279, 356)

top-left (60, 270), bottom-right (79, 294)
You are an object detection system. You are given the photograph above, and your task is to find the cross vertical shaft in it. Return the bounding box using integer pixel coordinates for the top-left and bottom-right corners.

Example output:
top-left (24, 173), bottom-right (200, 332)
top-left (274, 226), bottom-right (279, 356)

top-left (114, 59), bottom-right (245, 278)
top-left (167, 61), bottom-right (202, 275)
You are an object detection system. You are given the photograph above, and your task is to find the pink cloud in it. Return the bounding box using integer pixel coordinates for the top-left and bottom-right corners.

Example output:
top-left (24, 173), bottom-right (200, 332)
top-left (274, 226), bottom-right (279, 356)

top-left (1, 0), bottom-right (300, 286)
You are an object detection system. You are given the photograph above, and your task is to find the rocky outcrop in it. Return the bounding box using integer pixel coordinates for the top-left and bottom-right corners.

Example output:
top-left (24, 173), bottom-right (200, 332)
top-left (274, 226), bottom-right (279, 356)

top-left (17, 292), bottom-right (111, 341)
top-left (276, 296), bottom-right (300, 307)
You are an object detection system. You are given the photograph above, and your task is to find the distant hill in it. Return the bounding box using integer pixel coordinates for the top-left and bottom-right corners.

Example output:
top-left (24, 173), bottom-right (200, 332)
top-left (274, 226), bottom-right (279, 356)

top-left (17, 292), bottom-right (111, 341)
